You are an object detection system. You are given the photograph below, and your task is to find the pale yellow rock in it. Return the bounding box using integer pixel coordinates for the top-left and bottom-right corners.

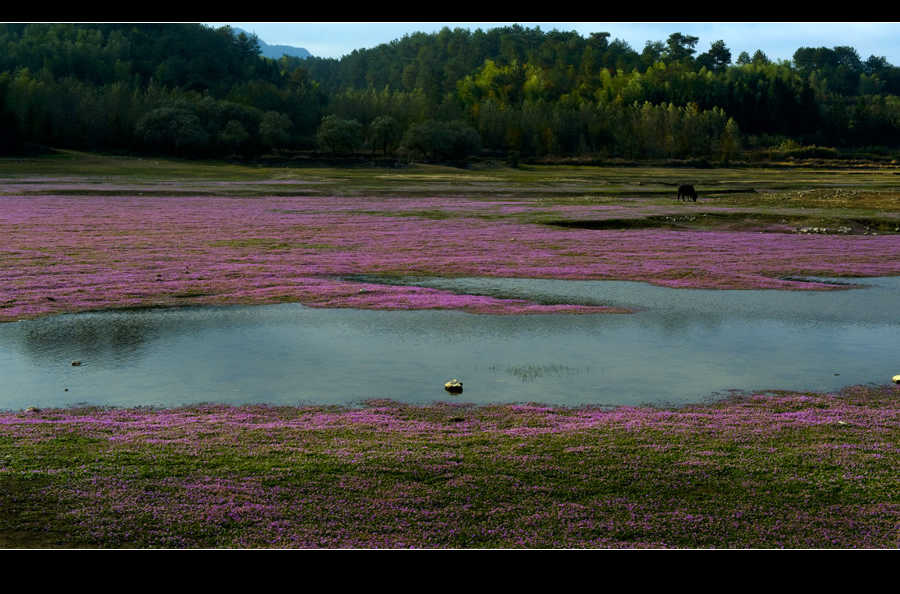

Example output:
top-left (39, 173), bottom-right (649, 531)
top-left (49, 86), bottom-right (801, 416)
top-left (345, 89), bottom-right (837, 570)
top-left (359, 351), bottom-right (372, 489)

top-left (444, 379), bottom-right (463, 393)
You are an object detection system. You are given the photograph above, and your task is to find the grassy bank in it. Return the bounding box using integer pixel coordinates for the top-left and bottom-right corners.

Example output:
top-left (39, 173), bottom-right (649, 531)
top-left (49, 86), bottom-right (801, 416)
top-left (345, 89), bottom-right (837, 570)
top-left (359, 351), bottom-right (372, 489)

top-left (1, 385), bottom-right (897, 548)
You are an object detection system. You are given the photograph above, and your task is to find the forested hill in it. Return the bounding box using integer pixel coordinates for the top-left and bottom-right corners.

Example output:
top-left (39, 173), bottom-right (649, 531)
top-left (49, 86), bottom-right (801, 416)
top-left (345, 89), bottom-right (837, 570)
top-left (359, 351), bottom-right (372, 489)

top-left (231, 27), bottom-right (311, 59)
top-left (2, 22), bottom-right (900, 162)
top-left (0, 24), bottom-right (280, 93)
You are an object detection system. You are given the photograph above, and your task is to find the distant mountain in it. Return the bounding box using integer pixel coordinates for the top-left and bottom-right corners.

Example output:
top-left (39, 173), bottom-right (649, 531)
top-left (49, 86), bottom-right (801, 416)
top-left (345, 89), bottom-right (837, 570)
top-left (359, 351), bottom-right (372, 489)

top-left (233, 27), bottom-right (311, 59)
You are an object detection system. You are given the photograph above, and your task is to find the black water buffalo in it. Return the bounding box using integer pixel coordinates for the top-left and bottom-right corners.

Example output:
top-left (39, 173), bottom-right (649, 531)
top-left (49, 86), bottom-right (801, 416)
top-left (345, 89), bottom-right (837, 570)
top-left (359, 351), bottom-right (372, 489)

top-left (677, 184), bottom-right (698, 202)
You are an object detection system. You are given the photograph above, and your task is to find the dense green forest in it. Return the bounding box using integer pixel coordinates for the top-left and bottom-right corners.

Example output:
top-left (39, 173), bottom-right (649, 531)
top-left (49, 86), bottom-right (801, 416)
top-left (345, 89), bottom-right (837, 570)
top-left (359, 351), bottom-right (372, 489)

top-left (2, 22), bottom-right (900, 162)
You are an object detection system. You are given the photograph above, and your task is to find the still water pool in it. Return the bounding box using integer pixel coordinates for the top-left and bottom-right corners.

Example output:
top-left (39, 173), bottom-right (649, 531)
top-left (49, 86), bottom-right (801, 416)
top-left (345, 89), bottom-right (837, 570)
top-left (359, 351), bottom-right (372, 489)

top-left (1, 276), bottom-right (898, 410)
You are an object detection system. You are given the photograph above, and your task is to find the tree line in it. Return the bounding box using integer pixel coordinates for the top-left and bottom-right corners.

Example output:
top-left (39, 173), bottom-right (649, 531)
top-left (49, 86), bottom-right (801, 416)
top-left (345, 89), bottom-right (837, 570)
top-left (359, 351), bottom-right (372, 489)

top-left (2, 23), bottom-right (899, 161)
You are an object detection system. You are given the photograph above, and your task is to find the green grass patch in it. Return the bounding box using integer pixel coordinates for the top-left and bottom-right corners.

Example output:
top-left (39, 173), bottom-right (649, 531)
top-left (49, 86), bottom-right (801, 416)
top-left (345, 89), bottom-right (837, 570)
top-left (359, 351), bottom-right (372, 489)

top-left (0, 386), bottom-right (896, 548)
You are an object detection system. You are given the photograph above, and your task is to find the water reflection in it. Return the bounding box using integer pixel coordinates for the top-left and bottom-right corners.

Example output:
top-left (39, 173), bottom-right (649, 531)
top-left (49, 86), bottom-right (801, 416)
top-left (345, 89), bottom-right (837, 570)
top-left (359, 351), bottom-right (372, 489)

top-left (18, 313), bottom-right (159, 367)
top-left (1, 276), bottom-right (898, 411)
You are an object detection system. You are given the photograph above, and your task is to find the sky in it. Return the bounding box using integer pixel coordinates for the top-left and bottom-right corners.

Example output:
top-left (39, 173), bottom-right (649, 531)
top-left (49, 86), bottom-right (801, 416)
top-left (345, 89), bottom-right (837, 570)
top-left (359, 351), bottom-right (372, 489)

top-left (203, 21), bottom-right (900, 65)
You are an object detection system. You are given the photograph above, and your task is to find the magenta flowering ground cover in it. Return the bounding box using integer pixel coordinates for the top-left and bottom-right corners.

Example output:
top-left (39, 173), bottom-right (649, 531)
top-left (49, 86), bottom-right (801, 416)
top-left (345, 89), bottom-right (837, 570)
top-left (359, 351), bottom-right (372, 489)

top-left (2, 166), bottom-right (899, 548)
top-left (3, 190), bottom-right (900, 321)
top-left (0, 385), bottom-right (897, 548)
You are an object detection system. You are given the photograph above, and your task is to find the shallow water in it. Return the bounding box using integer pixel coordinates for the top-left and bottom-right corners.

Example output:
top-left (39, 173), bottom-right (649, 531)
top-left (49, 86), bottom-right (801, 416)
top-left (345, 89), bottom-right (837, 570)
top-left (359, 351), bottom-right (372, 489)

top-left (1, 276), bottom-right (898, 410)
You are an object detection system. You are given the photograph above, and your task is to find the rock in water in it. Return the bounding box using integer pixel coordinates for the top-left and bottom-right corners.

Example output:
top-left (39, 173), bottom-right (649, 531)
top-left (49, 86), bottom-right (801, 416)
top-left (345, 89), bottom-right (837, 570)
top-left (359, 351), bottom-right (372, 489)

top-left (893, 374), bottom-right (900, 385)
top-left (71, 360), bottom-right (82, 366)
top-left (444, 379), bottom-right (463, 394)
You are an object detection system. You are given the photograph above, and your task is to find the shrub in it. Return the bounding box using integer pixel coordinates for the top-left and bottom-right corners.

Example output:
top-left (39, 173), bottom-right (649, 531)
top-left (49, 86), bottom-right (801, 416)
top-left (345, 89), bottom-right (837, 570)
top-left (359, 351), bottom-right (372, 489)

top-left (401, 119), bottom-right (482, 162)
top-left (135, 107), bottom-right (209, 157)
top-left (316, 115), bottom-right (363, 154)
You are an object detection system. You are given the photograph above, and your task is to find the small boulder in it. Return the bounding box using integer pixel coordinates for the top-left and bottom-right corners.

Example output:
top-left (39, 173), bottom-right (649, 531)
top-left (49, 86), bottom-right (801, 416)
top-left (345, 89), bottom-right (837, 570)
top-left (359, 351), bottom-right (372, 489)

top-left (71, 360), bottom-right (82, 366)
top-left (893, 374), bottom-right (900, 385)
top-left (444, 379), bottom-right (463, 394)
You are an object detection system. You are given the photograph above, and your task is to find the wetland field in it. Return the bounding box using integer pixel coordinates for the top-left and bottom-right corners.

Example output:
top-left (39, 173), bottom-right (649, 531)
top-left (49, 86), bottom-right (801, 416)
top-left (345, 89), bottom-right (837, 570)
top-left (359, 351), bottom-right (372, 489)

top-left (1, 151), bottom-right (898, 548)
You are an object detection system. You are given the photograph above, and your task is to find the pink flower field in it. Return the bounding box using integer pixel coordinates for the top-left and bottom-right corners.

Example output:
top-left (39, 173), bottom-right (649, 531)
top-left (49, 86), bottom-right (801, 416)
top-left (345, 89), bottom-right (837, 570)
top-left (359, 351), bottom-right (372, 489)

top-left (1, 385), bottom-right (897, 548)
top-left (2, 176), bottom-right (899, 549)
top-left (3, 187), bottom-right (900, 321)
